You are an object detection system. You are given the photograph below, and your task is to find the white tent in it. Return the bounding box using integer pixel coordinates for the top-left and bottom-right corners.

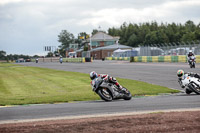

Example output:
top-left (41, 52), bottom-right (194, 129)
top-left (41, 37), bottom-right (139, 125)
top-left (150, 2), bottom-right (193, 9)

top-left (113, 48), bottom-right (138, 57)
top-left (113, 49), bottom-right (127, 53)
top-left (113, 49), bottom-right (128, 57)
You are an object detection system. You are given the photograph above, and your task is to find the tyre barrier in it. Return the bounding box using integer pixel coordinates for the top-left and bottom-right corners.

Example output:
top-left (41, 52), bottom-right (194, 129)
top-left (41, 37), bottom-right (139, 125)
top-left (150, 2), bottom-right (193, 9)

top-left (106, 55), bottom-right (200, 63)
top-left (105, 57), bottom-right (130, 61)
top-left (63, 58), bottom-right (86, 63)
top-left (132, 55), bottom-right (195, 63)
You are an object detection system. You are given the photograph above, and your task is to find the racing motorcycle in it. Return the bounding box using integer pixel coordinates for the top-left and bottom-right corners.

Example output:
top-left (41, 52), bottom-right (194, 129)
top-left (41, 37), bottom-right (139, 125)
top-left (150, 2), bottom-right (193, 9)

top-left (178, 74), bottom-right (200, 95)
top-left (189, 56), bottom-right (196, 68)
top-left (91, 77), bottom-right (132, 101)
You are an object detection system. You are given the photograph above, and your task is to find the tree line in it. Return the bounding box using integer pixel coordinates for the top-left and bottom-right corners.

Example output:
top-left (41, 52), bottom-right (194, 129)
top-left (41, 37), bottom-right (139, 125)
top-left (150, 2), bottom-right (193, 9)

top-left (0, 50), bottom-right (39, 61)
top-left (57, 20), bottom-right (200, 56)
top-left (108, 20), bottom-right (200, 47)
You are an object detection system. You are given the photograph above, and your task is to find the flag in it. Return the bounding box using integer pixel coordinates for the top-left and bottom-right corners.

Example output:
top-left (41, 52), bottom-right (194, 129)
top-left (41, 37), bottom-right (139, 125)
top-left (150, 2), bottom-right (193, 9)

top-left (80, 36), bottom-right (84, 39)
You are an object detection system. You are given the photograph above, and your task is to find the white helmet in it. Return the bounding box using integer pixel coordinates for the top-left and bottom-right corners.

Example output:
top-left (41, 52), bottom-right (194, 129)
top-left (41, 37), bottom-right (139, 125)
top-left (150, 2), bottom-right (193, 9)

top-left (189, 50), bottom-right (192, 53)
top-left (90, 71), bottom-right (98, 80)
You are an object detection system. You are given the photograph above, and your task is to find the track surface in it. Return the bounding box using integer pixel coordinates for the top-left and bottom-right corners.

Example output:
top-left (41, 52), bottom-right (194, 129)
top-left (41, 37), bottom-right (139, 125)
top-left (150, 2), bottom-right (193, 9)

top-left (0, 61), bottom-right (200, 123)
top-left (19, 60), bottom-right (200, 90)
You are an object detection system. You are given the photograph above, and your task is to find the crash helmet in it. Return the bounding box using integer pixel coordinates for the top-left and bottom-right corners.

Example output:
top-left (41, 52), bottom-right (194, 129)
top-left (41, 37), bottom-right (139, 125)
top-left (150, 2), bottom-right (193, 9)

top-left (90, 71), bottom-right (98, 80)
top-left (189, 50), bottom-right (193, 54)
top-left (177, 69), bottom-right (184, 77)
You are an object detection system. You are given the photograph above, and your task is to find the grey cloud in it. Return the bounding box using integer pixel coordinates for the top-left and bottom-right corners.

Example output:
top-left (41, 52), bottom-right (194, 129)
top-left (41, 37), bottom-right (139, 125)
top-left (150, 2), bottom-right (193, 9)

top-left (0, 0), bottom-right (200, 55)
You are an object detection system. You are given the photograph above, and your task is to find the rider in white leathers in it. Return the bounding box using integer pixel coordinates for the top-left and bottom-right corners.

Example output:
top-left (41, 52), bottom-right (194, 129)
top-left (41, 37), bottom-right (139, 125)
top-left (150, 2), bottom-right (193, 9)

top-left (177, 70), bottom-right (200, 79)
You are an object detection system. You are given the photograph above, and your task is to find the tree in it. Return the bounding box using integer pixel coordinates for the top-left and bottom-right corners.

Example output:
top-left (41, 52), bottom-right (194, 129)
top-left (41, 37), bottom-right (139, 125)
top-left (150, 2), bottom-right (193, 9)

top-left (91, 29), bottom-right (98, 35)
top-left (194, 23), bottom-right (200, 40)
top-left (0, 50), bottom-right (6, 60)
top-left (75, 32), bottom-right (89, 45)
top-left (127, 34), bottom-right (138, 47)
top-left (83, 45), bottom-right (88, 51)
top-left (58, 30), bottom-right (75, 56)
top-left (107, 20), bottom-right (200, 47)
top-left (185, 20), bottom-right (196, 32)
top-left (78, 32), bottom-right (88, 39)
top-left (46, 52), bottom-right (53, 57)
top-left (33, 55), bottom-right (40, 58)
top-left (181, 32), bottom-right (196, 43)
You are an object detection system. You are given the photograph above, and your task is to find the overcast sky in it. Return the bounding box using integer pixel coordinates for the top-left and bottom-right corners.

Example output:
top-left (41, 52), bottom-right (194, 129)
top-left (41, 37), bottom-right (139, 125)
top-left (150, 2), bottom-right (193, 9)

top-left (0, 0), bottom-right (200, 55)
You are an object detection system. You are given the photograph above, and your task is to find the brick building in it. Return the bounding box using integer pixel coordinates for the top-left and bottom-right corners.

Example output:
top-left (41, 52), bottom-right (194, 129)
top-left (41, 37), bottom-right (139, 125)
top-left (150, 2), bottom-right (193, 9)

top-left (86, 32), bottom-right (120, 49)
top-left (90, 44), bottom-right (133, 59)
top-left (65, 43), bottom-right (79, 57)
top-left (73, 31), bottom-right (132, 59)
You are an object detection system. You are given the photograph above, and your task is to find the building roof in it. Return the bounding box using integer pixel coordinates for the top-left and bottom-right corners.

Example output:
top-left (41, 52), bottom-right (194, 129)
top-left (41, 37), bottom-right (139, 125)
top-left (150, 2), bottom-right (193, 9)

top-left (86, 32), bottom-right (120, 42)
top-left (75, 48), bottom-right (83, 52)
top-left (90, 44), bottom-right (132, 52)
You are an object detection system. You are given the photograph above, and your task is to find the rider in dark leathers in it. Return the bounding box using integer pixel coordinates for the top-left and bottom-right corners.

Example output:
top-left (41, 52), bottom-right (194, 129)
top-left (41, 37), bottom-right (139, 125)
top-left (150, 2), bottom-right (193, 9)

top-left (187, 50), bottom-right (195, 64)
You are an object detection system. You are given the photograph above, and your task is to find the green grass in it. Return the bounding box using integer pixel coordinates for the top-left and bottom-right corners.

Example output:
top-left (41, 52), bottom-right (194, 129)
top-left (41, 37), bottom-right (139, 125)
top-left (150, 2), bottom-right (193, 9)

top-left (0, 63), bottom-right (179, 106)
top-left (0, 62), bottom-right (20, 67)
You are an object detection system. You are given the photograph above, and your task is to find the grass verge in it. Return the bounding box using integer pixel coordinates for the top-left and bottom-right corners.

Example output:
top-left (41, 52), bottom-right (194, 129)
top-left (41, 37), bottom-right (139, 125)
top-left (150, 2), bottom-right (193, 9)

top-left (0, 63), bottom-right (179, 105)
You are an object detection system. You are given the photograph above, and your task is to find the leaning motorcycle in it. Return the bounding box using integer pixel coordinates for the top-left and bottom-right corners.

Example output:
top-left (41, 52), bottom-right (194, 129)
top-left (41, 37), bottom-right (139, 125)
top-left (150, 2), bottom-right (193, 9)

top-left (91, 77), bottom-right (132, 101)
top-left (189, 56), bottom-right (196, 68)
top-left (178, 74), bottom-right (200, 95)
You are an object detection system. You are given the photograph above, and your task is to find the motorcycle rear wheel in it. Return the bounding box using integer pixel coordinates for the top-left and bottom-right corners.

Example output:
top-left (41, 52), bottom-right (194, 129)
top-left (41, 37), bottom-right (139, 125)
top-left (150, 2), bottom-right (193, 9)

top-left (188, 84), bottom-right (200, 95)
top-left (97, 88), bottom-right (113, 101)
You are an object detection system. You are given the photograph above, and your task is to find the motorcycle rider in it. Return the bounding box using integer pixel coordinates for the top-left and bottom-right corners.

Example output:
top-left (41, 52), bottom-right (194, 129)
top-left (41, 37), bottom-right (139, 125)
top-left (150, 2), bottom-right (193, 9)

top-left (90, 71), bottom-right (124, 91)
top-left (177, 69), bottom-right (200, 79)
top-left (59, 56), bottom-right (63, 64)
top-left (187, 50), bottom-right (195, 64)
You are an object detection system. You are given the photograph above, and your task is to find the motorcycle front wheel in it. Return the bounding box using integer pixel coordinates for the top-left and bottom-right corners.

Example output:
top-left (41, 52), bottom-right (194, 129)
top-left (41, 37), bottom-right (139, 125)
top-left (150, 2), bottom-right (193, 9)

top-left (122, 88), bottom-right (132, 100)
top-left (97, 88), bottom-right (113, 101)
top-left (185, 89), bottom-right (192, 94)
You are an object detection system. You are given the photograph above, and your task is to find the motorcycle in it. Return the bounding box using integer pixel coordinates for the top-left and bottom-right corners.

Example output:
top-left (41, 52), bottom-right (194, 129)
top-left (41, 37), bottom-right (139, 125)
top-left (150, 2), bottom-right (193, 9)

top-left (178, 74), bottom-right (200, 95)
top-left (189, 56), bottom-right (196, 68)
top-left (59, 58), bottom-right (63, 64)
top-left (91, 77), bottom-right (132, 101)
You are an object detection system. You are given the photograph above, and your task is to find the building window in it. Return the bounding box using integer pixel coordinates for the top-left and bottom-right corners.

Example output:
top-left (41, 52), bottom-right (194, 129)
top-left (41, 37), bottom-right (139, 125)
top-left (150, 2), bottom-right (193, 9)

top-left (105, 41), bottom-right (115, 46)
top-left (92, 42), bottom-right (99, 46)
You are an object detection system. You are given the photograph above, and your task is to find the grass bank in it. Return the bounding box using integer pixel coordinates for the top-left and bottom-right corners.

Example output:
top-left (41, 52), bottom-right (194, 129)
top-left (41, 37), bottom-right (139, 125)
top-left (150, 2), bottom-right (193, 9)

top-left (0, 63), bottom-right (179, 105)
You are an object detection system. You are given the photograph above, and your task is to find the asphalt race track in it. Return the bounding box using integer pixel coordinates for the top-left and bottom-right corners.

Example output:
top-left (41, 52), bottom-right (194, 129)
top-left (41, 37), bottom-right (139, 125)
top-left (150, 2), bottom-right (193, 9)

top-left (0, 61), bottom-right (200, 123)
top-left (18, 60), bottom-right (200, 90)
